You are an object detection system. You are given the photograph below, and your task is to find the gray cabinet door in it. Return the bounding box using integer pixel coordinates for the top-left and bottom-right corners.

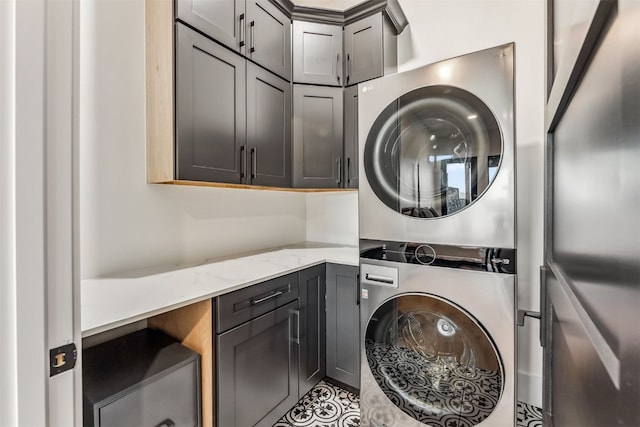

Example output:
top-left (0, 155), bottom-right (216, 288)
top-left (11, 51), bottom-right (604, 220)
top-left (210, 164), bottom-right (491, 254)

top-left (246, 0), bottom-right (292, 81)
top-left (292, 21), bottom-right (343, 86)
top-left (343, 85), bottom-right (359, 188)
top-left (176, 0), bottom-right (246, 54)
top-left (298, 265), bottom-right (326, 398)
top-left (246, 63), bottom-right (292, 187)
top-left (292, 85), bottom-right (344, 188)
top-left (326, 263), bottom-right (360, 389)
top-left (344, 13), bottom-right (383, 86)
top-left (217, 300), bottom-right (300, 427)
top-left (175, 23), bottom-right (246, 183)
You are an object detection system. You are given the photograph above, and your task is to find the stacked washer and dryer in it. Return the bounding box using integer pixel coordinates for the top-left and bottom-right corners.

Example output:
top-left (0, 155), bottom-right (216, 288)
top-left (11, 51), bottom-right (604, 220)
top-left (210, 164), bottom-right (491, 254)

top-left (357, 44), bottom-right (516, 427)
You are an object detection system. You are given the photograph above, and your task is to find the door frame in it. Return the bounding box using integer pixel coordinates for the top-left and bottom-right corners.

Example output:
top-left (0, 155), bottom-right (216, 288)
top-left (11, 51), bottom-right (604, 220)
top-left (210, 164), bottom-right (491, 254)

top-left (542, 0), bottom-right (617, 424)
top-left (1, 0), bottom-right (82, 425)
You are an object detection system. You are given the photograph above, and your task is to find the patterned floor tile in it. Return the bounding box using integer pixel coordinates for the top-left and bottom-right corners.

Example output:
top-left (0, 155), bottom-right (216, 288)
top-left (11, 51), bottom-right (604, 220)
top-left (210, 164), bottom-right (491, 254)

top-left (276, 380), bottom-right (542, 427)
top-left (516, 401), bottom-right (543, 427)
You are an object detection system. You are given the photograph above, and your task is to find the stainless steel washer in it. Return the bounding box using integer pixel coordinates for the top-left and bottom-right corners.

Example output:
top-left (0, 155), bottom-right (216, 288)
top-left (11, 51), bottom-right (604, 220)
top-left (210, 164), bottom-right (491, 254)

top-left (359, 241), bottom-right (516, 427)
top-left (358, 44), bottom-right (515, 248)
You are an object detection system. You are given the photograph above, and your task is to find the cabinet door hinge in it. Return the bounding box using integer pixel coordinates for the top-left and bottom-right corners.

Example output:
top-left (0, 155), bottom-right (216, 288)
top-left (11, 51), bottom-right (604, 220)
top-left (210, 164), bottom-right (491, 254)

top-left (49, 343), bottom-right (77, 377)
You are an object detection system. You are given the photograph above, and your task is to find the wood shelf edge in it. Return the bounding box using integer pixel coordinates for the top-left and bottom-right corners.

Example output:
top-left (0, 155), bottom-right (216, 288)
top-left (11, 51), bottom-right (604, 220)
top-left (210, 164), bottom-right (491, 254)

top-left (150, 180), bottom-right (358, 193)
top-left (148, 300), bottom-right (214, 427)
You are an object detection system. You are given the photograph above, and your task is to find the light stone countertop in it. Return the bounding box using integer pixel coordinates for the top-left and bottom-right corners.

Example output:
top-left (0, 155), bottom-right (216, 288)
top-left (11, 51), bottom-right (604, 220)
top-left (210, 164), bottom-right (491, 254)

top-left (81, 242), bottom-right (359, 337)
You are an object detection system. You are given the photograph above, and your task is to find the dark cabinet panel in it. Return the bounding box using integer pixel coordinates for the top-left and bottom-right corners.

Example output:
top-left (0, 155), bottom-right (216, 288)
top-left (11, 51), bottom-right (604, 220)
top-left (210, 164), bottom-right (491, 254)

top-left (344, 13), bottom-right (383, 86)
top-left (326, 263), bottom-right (360, 389)
top-left (176, 23), bottom-right (246, 183)
top-left (298, 264), bottom-right (326, 397)
top-left (247, 63), bottom-right (292, 187)
top-left (343, 84), bottom-right (359, 188)
top-left (83, 329), bottom-right (200, 427)
top-left (176, 0), bottom-right (246, 53)
top-left (246, 0), bottom-right (292, 81)
top-left (292, 21), bottom-right (343, 86)
top-left (293, 85), bottom-right (344, 188)
top-left (217, 300), bottom-right (300, 427)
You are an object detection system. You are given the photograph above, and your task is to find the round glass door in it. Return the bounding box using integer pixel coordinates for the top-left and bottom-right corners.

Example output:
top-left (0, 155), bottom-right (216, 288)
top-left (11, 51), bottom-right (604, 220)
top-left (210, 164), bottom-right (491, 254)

top-left (364, 85), bottom-right (502, 218)
top-left (365, 294), bottom-right (503, 427)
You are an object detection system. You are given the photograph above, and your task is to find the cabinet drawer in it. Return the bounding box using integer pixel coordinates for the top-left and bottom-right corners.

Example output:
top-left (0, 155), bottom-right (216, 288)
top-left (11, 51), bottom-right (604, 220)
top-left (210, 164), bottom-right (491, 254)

top-left (99, 361), bottom-right (199, 427)
top-left (216, 272), bottom-right (299, 333)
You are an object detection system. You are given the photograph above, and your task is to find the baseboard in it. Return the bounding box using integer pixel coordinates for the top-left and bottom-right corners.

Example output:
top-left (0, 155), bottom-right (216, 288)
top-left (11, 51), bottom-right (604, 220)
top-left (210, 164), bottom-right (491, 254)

top-left (518, 371), bottom-right (543, 408)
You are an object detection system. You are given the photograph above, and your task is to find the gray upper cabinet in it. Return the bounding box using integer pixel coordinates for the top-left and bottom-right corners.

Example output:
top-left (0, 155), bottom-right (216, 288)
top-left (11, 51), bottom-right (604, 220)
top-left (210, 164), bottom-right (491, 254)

top-left (292, 21), bottom-right (343, 86)
top-left (246, 0), bottom-right (292, 81)
top-left (326, 263), bottom-right (360, 390)
top-left (343, 84), bottom-right (358, 188)
top-left (176, 0), bottom-right (246, 53)
top-left (176, 23), bottom-right (246, 183)
top-left (246, 62), bottom-right (292, 187)
top-left (293, 85), bottom-right (344, 188)
top-left (344, 12), bottom-right (397, 86)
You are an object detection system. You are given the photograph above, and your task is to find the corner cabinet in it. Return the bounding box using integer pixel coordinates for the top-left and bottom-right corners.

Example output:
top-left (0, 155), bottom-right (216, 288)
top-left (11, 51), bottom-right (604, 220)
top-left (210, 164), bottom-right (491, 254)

top-left (344, 12), bottom-right (398, 86)
top-left (343, 85), bottom-right (359, 189)
top-left (292, 85), bottom-right (344, 188)
top-left (292, 21), bottom-right (343, 86)
top-left (176, 24), bottom-right (246, 183)
top-left (298, 264), bottom-right (326, 397)
top-left (325, 263), bottom-right (360, 389)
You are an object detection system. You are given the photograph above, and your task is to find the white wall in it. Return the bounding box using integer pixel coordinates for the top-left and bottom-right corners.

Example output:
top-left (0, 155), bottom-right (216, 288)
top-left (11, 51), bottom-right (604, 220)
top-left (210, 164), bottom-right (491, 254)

top-left (306, 192), bottom-right (359, 245)
top-left (396, 0), bottom-right (545, 407)
top-left (79, 0), bottom-right (307, 279)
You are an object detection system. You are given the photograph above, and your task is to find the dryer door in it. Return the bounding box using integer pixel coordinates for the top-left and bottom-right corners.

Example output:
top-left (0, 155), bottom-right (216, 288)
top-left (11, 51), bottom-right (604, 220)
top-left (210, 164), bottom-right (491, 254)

top-left (365, 293), bottom-right (503, 426)
top-left (363, 85), bottom-right (502, 218)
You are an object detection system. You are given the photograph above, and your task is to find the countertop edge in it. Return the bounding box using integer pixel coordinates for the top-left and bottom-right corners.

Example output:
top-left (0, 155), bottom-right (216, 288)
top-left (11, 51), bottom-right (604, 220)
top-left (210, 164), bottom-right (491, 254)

top-left (82, 244), bottom-right (359, 337)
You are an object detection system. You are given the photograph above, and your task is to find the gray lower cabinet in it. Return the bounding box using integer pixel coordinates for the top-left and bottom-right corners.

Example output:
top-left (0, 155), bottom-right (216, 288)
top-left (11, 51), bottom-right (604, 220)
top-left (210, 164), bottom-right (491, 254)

top-left (176, 0), bottom-right (246, 54)
top-left (217, 300), bottom-right (300, 427)
top-left (326, 263), bottom-right (360, 389)
top-left (344, 12), bottom-right (397, 86)
top-left (298, 264), bottom-right (326, 397)
top-left (292, 21), bottom-right (343, 86)
top-left (293, 85), bottom-right (344, 188)
top-left (343, 85), bottom-right (359, 189)
top-left (83, 329), bottom-right (201, 427)
top-left (176, 23), bottom-right (246, 183)
top-left (246, 62), bottom-right (292, 187)
top-left (246, 0), bottom-right (292, 81)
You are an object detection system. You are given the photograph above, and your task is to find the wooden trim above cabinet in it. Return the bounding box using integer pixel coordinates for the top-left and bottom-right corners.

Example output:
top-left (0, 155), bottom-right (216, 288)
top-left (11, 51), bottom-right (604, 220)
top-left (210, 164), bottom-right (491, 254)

top-left (145, 0), bottom-right (175, 183)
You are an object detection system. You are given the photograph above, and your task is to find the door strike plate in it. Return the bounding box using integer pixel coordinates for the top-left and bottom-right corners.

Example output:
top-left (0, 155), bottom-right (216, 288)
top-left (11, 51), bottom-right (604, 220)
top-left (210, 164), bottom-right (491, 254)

top-left (49, 343), bottom-right (77, 377)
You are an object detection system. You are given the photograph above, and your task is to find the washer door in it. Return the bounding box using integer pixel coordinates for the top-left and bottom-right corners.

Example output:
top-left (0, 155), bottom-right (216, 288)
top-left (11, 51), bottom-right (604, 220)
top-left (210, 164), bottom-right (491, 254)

top-left (363, 85), bottom-right (502, 218)
top-left (365, 294), bottom-right (503, 427)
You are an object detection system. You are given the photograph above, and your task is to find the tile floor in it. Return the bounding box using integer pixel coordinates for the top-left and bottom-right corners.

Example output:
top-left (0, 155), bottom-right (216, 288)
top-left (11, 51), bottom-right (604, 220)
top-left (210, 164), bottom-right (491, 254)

top-left (275, 380), bottom-right (542, 427)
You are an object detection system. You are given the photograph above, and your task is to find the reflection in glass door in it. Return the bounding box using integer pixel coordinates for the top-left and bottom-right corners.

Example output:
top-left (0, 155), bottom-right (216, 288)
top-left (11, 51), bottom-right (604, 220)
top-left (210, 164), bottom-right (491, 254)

top-left (365, 294), bottom-right (503, 427)
top-left (364, 85), bottom-right (503, 219)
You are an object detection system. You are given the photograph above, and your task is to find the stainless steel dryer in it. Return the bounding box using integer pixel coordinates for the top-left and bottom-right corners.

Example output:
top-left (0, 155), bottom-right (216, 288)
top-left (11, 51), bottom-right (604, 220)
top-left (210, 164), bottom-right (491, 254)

top-left (359, 241), bottom-right (516, 427)
top-left (358, 44), bottom-right (515, 248)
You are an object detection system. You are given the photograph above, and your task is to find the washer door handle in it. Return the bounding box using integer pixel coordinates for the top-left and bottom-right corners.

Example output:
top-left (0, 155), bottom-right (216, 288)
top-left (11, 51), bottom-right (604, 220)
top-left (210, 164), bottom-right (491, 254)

top-left (365, 273), bottom-right (395, 285)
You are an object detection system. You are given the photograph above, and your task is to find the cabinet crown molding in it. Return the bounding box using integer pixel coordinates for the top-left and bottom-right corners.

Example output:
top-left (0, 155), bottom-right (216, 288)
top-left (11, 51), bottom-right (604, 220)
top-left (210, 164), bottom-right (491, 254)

top-left (274, 0), bottom-right (408, 34)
